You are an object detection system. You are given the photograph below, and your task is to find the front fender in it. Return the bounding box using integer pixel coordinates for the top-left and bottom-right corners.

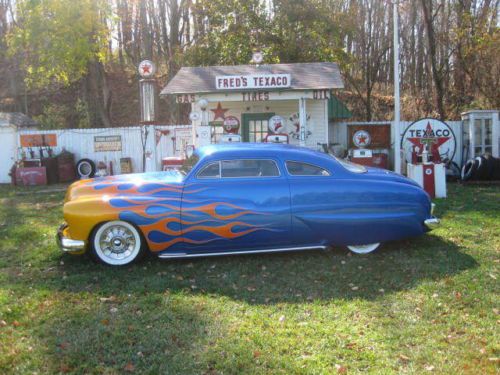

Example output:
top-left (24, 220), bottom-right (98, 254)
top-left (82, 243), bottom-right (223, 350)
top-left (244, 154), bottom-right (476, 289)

top-left (64, 197), bottom-right (121, 241)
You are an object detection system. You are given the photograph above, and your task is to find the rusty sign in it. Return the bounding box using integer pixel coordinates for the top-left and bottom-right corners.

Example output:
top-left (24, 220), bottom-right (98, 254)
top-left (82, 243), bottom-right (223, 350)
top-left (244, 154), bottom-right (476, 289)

top-left (20, 134), bottom-right (57, 147)
top-left (94, 136), bottom-right (122, 152)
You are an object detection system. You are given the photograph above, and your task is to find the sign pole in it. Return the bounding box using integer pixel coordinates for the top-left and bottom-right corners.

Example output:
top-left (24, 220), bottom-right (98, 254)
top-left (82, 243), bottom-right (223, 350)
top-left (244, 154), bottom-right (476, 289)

top-left (393, 1), bottom-right (402, 174)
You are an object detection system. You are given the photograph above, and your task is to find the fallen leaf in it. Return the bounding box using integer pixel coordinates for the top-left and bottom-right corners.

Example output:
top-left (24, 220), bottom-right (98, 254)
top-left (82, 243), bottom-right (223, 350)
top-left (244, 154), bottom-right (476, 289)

top-left (253, 351), bottom-right (261, 358)
top-left (99, 296), bottom-right (117, 303)
top-left (101, 319), bottom-right (110, 326)
top-left (12, 320), bottom-right (21, 327)
top-left (399, 354), bottom-right (410, 362)
top-left (59, 364), bottom-right (72, 373)
top-left (124, 362), bottom-right (135, 372)
top-left (425, 364), bottom-right (435, 371)
top-left (335, 364), bottom-right (347, 373)
top-left (59, 342), bottom-right (70, 350)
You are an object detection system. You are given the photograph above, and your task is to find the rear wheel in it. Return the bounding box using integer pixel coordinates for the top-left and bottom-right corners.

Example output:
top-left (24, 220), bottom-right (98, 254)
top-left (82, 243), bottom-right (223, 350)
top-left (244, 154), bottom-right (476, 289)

top-left (347, 243), bottom-right (380, 254)
top-left (90, 221), bottom-right (145, 266)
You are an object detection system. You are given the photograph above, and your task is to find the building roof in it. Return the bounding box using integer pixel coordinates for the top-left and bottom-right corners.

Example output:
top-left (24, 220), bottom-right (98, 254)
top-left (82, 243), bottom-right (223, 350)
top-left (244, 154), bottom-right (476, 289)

top-left (0, 112), bottom-right (38, 128)
top-left (160, 62), bottom-right (344, 95)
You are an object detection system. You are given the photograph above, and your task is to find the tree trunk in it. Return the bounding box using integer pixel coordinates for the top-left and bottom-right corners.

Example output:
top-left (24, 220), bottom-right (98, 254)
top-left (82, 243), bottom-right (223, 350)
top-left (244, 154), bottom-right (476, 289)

top-left (420, 0), bottom-right (446, 120)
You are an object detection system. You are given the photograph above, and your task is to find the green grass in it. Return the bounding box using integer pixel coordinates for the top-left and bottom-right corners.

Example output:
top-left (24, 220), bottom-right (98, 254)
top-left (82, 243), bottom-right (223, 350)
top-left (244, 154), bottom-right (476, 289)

top-left (0, 183), bottom-right (498, 374)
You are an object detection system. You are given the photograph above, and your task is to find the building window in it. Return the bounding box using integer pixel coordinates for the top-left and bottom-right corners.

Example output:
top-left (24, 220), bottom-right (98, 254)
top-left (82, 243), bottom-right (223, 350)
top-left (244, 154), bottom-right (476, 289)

top-left (248, 119), bottom-right (269, 142)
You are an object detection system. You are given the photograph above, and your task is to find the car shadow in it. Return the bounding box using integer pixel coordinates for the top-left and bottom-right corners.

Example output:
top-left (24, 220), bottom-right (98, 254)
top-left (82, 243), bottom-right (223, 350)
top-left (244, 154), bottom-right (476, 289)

top-left (47, 234), bottom-right (477, 305)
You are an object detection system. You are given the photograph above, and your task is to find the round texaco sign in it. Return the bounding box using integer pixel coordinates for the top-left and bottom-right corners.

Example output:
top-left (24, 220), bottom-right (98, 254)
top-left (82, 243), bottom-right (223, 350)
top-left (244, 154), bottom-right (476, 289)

top-left (400, 118), bottom-right (457, 163)
top-left (353, 130), bottom-right (371, 148)
top-left (138, 60), bottom-right (156, 78)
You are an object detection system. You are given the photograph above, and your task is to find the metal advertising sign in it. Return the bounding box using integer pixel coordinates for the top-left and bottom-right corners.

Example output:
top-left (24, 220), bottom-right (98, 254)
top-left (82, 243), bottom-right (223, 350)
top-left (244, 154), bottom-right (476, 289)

top-left (20, 134), bottom-right (57, 147)
top-left (352, 130), bottom-right (371, 148)
top-left (94, 136), bottom-right (122, 152)
top-left (400, 118), bottom-right (457, 163)
top-left (215, 74), bottom-right (291, 90)
top-left (268, 115), bottom-right (286, 134)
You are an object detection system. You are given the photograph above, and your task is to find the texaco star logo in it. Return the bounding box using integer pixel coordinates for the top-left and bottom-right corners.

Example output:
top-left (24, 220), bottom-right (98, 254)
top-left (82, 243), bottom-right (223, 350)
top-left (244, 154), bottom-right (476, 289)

top-left (138, 60), bottom-right (156, 78)
top-left (401, 118), bottom-right (456, 163)
top-left (353, 130), bottom-right (371, 148)
top-left (407, 122), bottom-right (450, 151)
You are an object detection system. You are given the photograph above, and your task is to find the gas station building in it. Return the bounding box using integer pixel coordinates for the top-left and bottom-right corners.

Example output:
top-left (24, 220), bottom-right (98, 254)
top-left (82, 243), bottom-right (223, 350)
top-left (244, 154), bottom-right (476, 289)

top-left (160, 62), bottom-right (351, 149)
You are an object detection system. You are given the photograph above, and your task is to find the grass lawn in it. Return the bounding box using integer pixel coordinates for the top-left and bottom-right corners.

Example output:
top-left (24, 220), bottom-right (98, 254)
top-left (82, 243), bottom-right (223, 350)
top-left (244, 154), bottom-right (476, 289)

top-left (0, 183), bottom-right (498, 374)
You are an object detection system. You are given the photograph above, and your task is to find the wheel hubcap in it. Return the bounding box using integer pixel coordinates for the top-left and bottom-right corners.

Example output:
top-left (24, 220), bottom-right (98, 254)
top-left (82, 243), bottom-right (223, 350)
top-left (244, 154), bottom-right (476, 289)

top-left (347, 243), bottom-right (380, 254)
top-left (99, 225), bottom-right (136, 260)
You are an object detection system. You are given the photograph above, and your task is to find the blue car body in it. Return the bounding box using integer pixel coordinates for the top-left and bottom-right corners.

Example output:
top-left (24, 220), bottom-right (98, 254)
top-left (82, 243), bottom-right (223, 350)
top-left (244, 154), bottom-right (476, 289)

top-left (61, 143), bottom-right (437, 259)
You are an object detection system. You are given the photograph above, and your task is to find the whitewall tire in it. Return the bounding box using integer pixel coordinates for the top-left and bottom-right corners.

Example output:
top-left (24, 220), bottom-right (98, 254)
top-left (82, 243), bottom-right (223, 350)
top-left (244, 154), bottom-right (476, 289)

top-left (91, 221), bottom-right (145, 266)
top-left (347, 243), bottom-right (380, 254)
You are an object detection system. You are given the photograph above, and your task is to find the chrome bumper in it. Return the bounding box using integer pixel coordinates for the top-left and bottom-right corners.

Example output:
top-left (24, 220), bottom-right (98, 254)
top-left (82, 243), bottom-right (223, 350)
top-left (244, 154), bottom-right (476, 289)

top-left (424, 217), bottom-right (440, 229)
top-left (424, 203), bottom-right (440, 229)
top-left (57, 224), bottom-right (86, 252)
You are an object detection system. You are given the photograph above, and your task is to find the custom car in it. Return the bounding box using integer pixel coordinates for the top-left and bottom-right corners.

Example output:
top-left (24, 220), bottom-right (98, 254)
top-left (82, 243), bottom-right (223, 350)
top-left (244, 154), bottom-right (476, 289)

top-left (57, 143), bottom-right (440, 266)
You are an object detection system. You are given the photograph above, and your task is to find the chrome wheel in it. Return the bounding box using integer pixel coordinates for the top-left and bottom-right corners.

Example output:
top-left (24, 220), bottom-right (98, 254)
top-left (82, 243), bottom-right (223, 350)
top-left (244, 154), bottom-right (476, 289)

top-left (347, 243), bottom-right (380, 254)
top-left (93, 221), bottom-right (142, 266)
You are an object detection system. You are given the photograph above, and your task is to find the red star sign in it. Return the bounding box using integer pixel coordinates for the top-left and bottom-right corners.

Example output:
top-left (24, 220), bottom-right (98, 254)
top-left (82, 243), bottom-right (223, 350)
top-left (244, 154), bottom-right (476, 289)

top-left (210, 102), bottom-right (229, 120)
top-left (408, 122), bottom-right (450, 150)
top-left (357, 134), bottom-right (368, 144)
top-left (141, 64), bottom-right (151, 74)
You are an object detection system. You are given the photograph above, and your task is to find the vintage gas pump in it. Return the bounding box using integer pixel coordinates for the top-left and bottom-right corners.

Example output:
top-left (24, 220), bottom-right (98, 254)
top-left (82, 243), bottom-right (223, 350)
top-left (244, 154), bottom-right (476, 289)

top-left (350, 130), bottom-right (374, 165)
top-left (220, 116), bottom-right (241, 142)
top-left (264, 115), bottom-right (289, 144)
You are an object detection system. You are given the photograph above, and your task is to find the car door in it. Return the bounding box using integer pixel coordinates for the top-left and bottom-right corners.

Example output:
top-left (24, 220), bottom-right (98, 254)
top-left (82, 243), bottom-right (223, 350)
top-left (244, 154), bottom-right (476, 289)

top-left (179, 158), bottom-right (292, 254)
top-left (285, 160), bottom-right (335, 246)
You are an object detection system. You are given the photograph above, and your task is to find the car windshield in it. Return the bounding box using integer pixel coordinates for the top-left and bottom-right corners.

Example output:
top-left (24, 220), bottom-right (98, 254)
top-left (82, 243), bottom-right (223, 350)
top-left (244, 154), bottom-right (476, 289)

top-left (331, 155), bottom-right (367, 173)
top-left (179, 154), bottom-right (200, 176)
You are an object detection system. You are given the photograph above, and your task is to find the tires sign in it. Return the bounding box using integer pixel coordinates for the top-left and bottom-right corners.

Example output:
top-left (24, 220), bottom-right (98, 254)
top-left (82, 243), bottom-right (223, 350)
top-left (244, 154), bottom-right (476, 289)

top-left (400, 118), bottom-right (456, 163)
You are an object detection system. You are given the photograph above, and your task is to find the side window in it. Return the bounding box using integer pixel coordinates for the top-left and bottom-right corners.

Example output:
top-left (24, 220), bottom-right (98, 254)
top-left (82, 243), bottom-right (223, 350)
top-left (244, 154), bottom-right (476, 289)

top-left (286, 161), bottom-right (330, 176)
top-left (221, 159), bottom-right (280, 178)
top-left (197, 161), bottom-right (221, 178)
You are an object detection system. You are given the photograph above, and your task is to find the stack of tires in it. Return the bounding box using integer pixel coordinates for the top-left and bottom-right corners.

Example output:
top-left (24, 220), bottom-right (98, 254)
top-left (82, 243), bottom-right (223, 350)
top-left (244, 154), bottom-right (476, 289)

top-left (461, 154), bottom-right (500, 181)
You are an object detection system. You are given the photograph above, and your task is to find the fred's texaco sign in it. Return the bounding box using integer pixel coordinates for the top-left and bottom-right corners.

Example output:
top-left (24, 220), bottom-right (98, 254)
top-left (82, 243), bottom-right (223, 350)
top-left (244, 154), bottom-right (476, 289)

top-left (400, 118), bottom-right (456, 163)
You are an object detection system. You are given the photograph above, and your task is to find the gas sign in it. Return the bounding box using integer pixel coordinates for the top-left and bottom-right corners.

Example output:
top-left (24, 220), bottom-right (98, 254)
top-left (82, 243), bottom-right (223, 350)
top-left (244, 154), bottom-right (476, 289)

top-left (400, 118), bottom-right (457, 163)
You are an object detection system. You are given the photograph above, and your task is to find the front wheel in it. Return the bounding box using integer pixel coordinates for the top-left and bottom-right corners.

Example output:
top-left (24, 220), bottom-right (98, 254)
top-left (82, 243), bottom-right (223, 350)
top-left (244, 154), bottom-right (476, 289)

top-left (90, 221), bottom-right (146, 266)
top-left (347, 243), bottom-right (380, 254)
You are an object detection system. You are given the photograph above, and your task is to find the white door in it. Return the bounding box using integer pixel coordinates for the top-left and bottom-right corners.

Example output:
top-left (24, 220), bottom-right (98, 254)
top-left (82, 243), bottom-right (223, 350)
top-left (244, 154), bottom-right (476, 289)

top-left (0, 126), bottom-right (17, 183)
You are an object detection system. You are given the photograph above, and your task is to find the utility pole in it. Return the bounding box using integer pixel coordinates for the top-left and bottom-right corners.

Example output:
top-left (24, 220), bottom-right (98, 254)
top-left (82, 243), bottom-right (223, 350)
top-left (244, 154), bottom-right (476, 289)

top-left (393, 1), bottom-right (402, 174)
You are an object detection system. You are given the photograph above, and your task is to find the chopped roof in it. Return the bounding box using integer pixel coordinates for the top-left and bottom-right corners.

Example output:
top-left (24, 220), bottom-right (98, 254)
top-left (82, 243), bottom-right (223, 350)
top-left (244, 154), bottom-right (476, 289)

top-left (160, 62), bottom-right (344, 95)
top-left (0, 112), bottom-right (38, 128)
